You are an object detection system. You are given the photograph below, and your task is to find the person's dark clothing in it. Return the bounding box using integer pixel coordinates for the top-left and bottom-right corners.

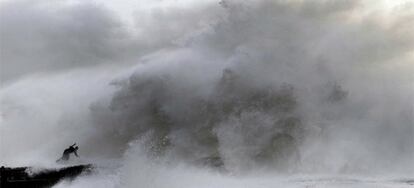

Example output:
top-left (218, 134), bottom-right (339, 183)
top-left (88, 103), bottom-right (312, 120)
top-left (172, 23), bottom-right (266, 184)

top-left (58, 144), bottom-right (79, 162)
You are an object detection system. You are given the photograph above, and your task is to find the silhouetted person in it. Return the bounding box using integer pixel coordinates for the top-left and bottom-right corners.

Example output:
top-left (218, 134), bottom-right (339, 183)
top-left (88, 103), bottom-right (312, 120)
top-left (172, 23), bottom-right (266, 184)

top-left (57, 143), bottom-right (79, 162)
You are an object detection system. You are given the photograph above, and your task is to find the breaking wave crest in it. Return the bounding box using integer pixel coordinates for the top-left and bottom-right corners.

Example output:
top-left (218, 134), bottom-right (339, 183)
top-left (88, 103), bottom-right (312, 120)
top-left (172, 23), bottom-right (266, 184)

top-left (1, 0), bottom-right (413, 187)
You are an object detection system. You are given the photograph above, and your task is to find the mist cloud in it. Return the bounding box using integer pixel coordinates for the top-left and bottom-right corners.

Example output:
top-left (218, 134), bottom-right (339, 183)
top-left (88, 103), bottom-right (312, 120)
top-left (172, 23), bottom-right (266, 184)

top-left (0, 0), bottom-right (131, 82)
top-left (0, 0), bottom-right (413, 182)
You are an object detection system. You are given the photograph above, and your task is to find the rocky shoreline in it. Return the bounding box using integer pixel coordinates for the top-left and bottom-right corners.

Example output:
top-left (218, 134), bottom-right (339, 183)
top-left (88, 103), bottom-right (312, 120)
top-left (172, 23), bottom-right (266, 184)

top-left (0, 164), bottom-right (92, 188)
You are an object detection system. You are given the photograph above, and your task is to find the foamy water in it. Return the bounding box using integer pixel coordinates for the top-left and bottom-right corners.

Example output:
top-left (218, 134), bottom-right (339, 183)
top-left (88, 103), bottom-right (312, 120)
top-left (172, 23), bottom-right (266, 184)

top-left (1, 0), bottom-right (413, 187)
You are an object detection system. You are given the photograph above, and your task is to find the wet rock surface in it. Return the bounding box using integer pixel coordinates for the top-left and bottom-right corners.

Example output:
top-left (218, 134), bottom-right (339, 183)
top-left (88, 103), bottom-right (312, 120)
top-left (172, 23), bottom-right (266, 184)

top-left (0, 164), bottom-right (92, 188)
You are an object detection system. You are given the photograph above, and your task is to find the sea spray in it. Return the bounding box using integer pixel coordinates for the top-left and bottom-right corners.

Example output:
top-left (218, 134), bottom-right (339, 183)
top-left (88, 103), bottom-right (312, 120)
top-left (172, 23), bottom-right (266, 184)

top-left (1, 0), bottom-right (413, 187)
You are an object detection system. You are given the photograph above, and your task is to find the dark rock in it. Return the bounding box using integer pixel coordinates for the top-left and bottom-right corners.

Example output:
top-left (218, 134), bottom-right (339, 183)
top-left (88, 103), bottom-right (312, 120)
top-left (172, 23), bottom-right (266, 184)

top-left (0, 164), bottom-right (93, 188)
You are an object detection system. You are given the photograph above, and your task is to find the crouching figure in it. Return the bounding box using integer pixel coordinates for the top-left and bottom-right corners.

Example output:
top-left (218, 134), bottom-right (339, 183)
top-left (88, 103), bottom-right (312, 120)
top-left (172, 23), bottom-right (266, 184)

top-left (57, 143), bottom-right (79, 162)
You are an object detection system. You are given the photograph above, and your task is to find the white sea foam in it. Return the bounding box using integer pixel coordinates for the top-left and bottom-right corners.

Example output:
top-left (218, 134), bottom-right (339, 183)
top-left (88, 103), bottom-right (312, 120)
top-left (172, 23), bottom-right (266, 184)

top-left (1, 0), bottom-right (413, 187)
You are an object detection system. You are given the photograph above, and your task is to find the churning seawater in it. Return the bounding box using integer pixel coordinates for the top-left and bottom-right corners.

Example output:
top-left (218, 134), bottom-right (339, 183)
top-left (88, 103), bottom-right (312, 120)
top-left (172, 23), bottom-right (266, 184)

top-left (1, 0), bottom-right (413, 187)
